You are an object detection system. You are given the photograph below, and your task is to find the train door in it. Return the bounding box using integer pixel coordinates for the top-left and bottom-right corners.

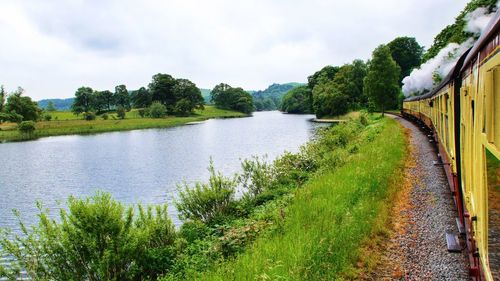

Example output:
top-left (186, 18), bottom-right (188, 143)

top-left (482, 60), bottom-right (500, 281)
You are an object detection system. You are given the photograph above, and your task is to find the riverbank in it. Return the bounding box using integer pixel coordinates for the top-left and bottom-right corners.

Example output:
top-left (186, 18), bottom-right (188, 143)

top-left (0, 114), bottom-right (407, 280)
top-left (194, 115), bottom-right (406, 280)
top-left (0, 106), bottom-right (247, 142)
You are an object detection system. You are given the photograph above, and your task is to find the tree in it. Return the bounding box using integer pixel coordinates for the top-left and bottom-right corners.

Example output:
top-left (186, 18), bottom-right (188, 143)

top-left (131, 87), bottom-right (152, 108)
top-left (46, 101), bottom-right (57, 112)
top-left (114, 85), bottom-right (131, 111)
top-left (173, 79), bottom-right (204, 115)
top-left (387, 37), bottom-right (423, 84)
top-left (210, 83), bottom-right (253, 114)
top-left (72, 87), bottom-right (94, 115)
top-left (280, 86), bottom-right (311, 114)
top-left (116, 106), bottom-right (126, 119)
top-left (315, 60), bottom-right (369, 111)
top-left (307, 65), bottom-right (340, 90)
top-left (92, 91), bottom-right (107, 114)
top-left (100, 90), bottom-right (114, 111)
top-left (149, 74), bottom-right (177, 110)
top-left (312, 82), bottom-right (349, 118)
top-left (364, 44), bottom-right (401, 116)
top-left (5, 88), bottom-right (42, 121)
top-left (210, 83), bottom-right (232, 105)
top-left (0, 85), bottom-right (6, 112)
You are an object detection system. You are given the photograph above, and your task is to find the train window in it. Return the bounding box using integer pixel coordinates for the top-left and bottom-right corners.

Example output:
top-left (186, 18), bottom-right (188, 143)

top-left (484, 67), bottom-right (500, 146)
top-left (485, 149), bottom-right (500, 279)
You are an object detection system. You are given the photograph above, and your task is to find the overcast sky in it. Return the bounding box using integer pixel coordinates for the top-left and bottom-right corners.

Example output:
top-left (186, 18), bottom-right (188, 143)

top-left (0, 0), bottom-right (469, 100)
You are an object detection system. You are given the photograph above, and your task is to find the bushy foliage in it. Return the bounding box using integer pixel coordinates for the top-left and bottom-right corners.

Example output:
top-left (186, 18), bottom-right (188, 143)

top-left (0, 112), bottom-right (22, 123)
top-left (238, 156), bottom-right (276, 200)
top-left (116, 106), bottom-right (126, 119)
top-left (42, 113), bottom-right (52, 121)
top-left (210, 83), bottom-right (254, 114)
top-left (17, 121), bottom-right (36, 136)
top-left (176, 160), bottom-right (237, 224)
top-left (5, 88), bottom-right (41, 121)
top-left (0, 192), bottom-right (177, 280)
top-left (83, 111), bottom-right (96, 121)
top-left (101, 113), bottom-right (109, 120)
top-left (364, 44), bottom-right (401, 115)
top-left (280, 86), bottom-right (311, 113)
top-left (149, 101), bottom-right (167, 118)
top-left (312, 82), bottom-right (350, 118)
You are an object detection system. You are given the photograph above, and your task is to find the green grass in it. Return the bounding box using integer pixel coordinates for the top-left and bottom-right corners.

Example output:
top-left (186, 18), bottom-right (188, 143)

top-left (0, 106), bottom-right (246, 142)
top-left (197, 117), bottom-right (406, 280)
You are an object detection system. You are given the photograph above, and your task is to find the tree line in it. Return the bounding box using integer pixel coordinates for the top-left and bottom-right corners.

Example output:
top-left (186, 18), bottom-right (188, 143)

top-left (72, 74), bottom-right (255, 119)
top-left (280, 36), bottom-right (423, 117)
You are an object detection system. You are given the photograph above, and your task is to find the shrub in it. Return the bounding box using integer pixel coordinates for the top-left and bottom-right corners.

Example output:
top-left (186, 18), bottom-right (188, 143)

top-left (0, 112), bottom-right (23, 123)
top-left (18, 120), bottom-right (36, 136)
top-left (83, 111), bottom-right (96, 121)
top-left (238, 156), bottom-right (276, 200)
top-left (138, 108), bottom-right (146, 118)
top-left (0, 192), bottom-right (177, 281)
top-left (117, 106), bottom-right (126, 119)
top-left (149, 102), bottom-right (167, 118)
top-left (176, 160), bottom-right (237, 224)
top-left (43, 113), bottom-right (52, 121)
top-left (101, 113), bottom-right (109, 120)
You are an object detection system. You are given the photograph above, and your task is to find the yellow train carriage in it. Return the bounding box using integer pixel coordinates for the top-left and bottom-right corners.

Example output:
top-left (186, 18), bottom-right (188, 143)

top-left (402, 11), bottom-right (500, 280)
top-left (459, 15), bottom-right (500, 280)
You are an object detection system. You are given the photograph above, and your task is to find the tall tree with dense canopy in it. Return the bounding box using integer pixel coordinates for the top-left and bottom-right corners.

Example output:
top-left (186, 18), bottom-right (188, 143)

top-left (312, 81), bottom-right (349, 118)
top-left (364, 45), bottom-right (401, 116)
top-left (72, 87), bottom-right (94, 115)
top-left (332, 60), bottom-right (368, 108)
top-left (131, 87), bottom-right (152, 108)
top-left (210, 83), bottom-right (253, 114)
top-left (149, 74), bottom-right (177, 110)
top-left (173, 79), bottom-right (204, 115)
top-left (387, 36), bottom-right (423, 84)
top-left (5, 88), bottom-right (41, 121)
top-left (280, 86), bottom-right (311, 114)
top-left (114, 85), bottom-right (131, 110)
top-left (100, 90), bottom-right (114, 111)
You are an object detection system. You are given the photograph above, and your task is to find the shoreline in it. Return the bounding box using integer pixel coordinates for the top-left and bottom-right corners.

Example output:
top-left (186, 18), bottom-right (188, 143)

top-left (0, 106), bottom-right (248, 143)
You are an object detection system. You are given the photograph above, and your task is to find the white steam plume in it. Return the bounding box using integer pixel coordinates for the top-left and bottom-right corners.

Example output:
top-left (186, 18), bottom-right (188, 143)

top-left (402, 5), bottom-right (497, 96)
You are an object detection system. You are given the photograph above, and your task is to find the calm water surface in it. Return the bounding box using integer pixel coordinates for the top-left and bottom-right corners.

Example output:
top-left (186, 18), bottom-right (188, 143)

top-left (0, 111), bottom-right (320, 231)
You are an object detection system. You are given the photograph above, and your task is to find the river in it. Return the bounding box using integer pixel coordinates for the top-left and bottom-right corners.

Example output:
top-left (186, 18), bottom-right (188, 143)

top-left (0, 111), bottom-right (321, 231)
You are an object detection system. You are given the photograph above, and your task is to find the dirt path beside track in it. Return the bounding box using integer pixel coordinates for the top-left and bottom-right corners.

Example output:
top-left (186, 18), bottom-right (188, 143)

top-left (370, 115), bottom-right (469, 280)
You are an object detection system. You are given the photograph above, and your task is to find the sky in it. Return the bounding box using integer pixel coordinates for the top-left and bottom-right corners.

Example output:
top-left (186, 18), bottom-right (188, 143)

top-left (0, 0), bottom-right (470, 100)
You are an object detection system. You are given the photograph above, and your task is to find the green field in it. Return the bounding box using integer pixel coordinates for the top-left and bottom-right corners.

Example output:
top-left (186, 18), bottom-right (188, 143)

top-left (0, 106), bottom-right (246, 142)
top-left (196, 117), bottom-right (406, 280)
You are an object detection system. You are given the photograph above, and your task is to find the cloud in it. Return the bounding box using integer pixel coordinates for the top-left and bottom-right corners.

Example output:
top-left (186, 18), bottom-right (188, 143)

top-left (0, 0), bottom-right (469, 100)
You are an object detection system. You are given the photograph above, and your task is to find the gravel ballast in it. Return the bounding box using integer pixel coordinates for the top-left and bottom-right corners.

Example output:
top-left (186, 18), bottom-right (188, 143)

top-left (372, 115), bottom-right (470, 280)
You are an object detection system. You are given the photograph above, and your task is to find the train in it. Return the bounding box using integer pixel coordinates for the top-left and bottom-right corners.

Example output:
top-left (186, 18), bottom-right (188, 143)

top-left (401, 10), bottom-right (500, 281)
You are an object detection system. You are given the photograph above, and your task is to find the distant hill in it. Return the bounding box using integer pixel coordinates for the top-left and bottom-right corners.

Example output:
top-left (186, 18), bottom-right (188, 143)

top-left (38, 98), bottom-right (75, 111)
top-left (200, 88), bottom-right (212, 104)
top-left (252, 82), bottom-right (304, 111)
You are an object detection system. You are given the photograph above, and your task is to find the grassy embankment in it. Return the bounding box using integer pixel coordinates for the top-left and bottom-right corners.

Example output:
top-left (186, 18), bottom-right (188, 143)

top-left (0, 106), bottom-right (246, 142)
top-left (196, 116), bottom-right (406, 280)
